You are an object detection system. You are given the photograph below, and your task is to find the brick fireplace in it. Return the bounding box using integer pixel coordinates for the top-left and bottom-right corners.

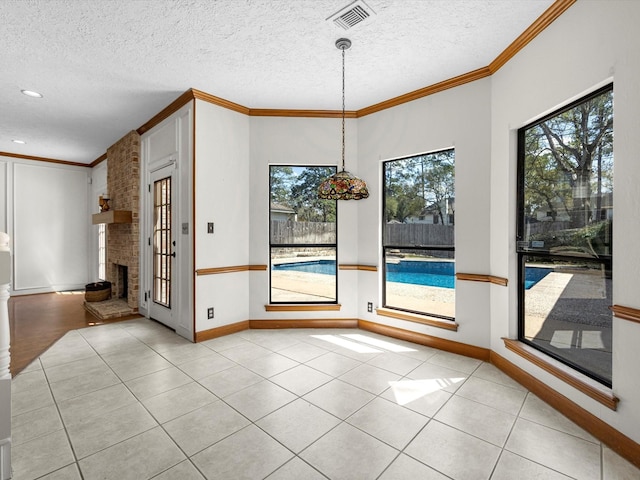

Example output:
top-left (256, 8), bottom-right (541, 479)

top-left (85, 131), bottom-right (140, 320)
top-left (106, 130), bottom-right (139, 311)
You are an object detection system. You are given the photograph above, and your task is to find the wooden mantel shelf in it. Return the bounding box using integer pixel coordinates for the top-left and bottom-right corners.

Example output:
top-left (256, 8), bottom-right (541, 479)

top-left (92, 210), bottom-right (132, 225)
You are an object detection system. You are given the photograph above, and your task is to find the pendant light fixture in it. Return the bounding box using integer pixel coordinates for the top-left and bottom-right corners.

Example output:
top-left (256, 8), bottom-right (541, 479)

top-left (318, 38), bottom-right (369, 200)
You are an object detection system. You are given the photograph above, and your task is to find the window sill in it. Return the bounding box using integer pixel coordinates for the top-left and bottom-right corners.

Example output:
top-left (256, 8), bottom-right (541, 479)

top-left (265, 304), bottom-right (341, 312)
top-left (502, 338), bottom-right (619, 410)
top-left (375, 308), bottom-right (458, 331)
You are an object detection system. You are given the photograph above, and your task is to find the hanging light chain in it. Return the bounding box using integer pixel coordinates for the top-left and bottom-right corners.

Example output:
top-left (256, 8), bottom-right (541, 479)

top-left (317, 37), bottom-right (368, 201)
top-left (341, 44), bottom-right (346, 172)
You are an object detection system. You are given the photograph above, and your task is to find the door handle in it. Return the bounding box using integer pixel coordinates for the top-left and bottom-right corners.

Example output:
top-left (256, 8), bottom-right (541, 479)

top-left (171, 252), bottom-right (176, 258)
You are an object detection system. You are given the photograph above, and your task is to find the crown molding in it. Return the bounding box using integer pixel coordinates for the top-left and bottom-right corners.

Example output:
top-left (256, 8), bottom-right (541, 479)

top-left (191, 88), bottom-right (251, 115)
top-left (249, 109), bottom-right (357, 119)
top-left (489, 0), bottom-right (576, 73)
top-left (357, 66), bottom-right (492, 117)
top-left (137, 89), bottom-right (197, 135)
top-left (6, 1), bottom-right (574, 166)
top-left (155, 0), bottom-right (575, 122)
top-left (89, 152), bottom-right (107, 168)
top-left (0, 151), bottom-right (89, 168)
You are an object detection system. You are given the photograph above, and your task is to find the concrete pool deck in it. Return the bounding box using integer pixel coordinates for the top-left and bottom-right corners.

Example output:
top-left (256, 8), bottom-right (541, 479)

top-left (523, 268), bottom-right (612, 381)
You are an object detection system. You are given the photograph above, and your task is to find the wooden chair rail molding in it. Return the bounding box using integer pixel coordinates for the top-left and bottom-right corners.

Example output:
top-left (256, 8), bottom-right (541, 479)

top-left (610, 304), bottom-right (640, 324)
top-left (195, 264), bottom-right (267, 276)
top-left (456, 273), bottom-right (508, 286)
top-left (338, 264), bottom-right (378, 271)
top-left (375, 307), bottom-right (458, 332)
top-left (502, 338), bottom-right (619, 410)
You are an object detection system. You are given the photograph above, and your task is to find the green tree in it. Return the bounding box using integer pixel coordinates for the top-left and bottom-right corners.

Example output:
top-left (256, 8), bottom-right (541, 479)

top-left (524, 132), bottom-right (572, 221)
top-left (291, 167), bottom-right (336, 222)
top-left (384, 159), bottom-right (423, 223)
top-left (384, 152), bottom-right (455, 224)
top-left (536, 89), bottom-right (613, 228)
top-left (419, 150), bottom-right (455, 224)
top-left (269, 166), bottom-right (294, 206)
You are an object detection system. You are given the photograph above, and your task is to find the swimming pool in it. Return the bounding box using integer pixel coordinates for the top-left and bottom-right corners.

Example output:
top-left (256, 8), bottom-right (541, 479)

top-left (273, 260), bottom-right (552, 289)
top-left (524, 266), bottom-right (553, 289)
top-left (386, 261), bottom-right (455, 288)
top-left (273, 260), bottom-right (336, 275)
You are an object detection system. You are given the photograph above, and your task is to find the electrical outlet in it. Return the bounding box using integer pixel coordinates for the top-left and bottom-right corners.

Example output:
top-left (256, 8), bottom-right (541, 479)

top-left (207, 307), bottom-right (214, 319)
top-left (367, 302), bottom-right (373, 313)
top-left (207, 222), bottom-right (214, 234)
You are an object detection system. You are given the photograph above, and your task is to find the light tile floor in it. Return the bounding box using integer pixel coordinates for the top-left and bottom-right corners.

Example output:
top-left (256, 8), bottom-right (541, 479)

top-left (10, 319), bottom-right (640, 480)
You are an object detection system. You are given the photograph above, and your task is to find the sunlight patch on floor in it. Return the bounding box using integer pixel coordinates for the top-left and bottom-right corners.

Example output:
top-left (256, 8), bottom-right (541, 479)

top-left (311, 335), bottom-right (382, 353)
top-left (340, 334), bottom-right (417, 353)
top-left (388, 378), bottom-right (464, 406)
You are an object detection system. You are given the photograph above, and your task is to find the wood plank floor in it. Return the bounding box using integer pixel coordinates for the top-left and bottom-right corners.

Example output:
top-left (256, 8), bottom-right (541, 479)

top-left (8, 291), bottom-right (141, 377)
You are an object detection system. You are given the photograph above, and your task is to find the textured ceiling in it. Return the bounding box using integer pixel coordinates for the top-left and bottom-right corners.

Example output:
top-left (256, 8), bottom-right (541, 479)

top-left (0, 0), bottom-right (556, 164)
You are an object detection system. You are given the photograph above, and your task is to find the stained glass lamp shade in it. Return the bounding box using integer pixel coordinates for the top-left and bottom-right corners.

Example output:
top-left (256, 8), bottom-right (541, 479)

top-left (318, 169), bottom-right (369, 200)
top-left (318, 38), bottom-right (369, 201)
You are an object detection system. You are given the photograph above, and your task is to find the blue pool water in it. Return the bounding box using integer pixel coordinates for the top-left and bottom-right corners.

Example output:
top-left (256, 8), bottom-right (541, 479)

top-left (273, 260), bottom-right (552, 290)
top-left (524, 267), bottom-right (553, 289)
top-left (386, 261), bottom-right (455, 288)
top-left (273, 260), bottom-right (336, 275)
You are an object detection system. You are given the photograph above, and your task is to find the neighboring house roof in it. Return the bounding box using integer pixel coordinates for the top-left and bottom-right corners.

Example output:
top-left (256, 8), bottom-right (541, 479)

top-left (417, 197), bottom-right (455, 216)
top-left (270, 202), bottom-right (295, 214)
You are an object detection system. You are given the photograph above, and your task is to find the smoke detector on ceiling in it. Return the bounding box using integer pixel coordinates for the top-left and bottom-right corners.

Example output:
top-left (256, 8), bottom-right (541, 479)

top-left (327, 0), bottom-right (376, 30)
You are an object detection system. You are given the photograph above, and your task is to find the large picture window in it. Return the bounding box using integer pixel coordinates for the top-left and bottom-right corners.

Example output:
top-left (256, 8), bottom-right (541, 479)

top-left (269, 166), bottom-right (337, 303)
top-left (382, 150), bottom-right (455, 319)
top-left (517, 84), bottom-right (613, 386)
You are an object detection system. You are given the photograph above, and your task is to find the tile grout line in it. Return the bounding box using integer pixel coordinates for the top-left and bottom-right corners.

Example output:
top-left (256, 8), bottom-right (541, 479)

top-left (13, 322), bottom-right (616, 480)
top-left (60, 321), bottom-right (185, 478)
top-left (107, 323), bottom-right (220, 479)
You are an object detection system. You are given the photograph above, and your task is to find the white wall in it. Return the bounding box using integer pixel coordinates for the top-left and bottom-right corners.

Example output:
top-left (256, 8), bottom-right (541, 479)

top-left (248, 116), bottom-right (360, 320)
top-left (0, 161), bottom-right (6, 235)
top-left (195, 100), bottom-right (251, 332)
top-left (0, 156), bottom-right (91, 294)
top-left (490, 0), bottom-right (640, 444)
top-left (357, 78), bottom-right (493, 348)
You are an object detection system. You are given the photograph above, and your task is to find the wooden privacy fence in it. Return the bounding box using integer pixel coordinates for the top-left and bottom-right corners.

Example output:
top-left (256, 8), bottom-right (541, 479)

top-left (270, 221), bottom-right (454, 246)
top-left (271, 220), bottom-right (336, 244)
top-left (384, 223), bottom-right (454, 246)
top-left (525, 221), bottom-right (572, 235)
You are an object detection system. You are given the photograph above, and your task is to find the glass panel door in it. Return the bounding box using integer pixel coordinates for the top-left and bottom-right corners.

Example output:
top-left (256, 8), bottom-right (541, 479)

top-left (153, 176), bottom-right (172, 307)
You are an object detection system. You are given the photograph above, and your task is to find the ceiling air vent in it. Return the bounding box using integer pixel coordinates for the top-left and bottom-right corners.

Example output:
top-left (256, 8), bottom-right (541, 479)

top-left (327, 0), bottom-right (375, 30)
